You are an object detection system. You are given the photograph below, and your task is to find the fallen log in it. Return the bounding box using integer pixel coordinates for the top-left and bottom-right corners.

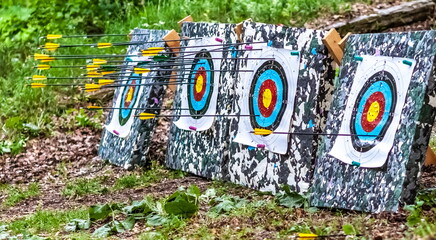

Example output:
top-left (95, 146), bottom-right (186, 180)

top-left (324, 0), bottom-right (435, 34)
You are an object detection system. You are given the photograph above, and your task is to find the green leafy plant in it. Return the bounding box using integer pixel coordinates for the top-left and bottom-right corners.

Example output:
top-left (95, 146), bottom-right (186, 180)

top-left (276, 185), bottom-right (309, 209)
top-left (342, 223), bottom-right (359, 235)
top-left (63, 185), bottom-right (201, 238)
top-left (164, 185), bottom-right (200, 218)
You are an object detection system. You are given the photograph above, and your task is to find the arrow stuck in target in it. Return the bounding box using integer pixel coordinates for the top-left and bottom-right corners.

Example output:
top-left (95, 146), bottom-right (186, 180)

top-left (252, 128), bottom-right (379, 137)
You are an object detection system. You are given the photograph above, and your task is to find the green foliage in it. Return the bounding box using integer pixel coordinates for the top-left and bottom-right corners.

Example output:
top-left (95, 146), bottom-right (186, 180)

top-left (342, 224), bottom-right (359, 235)
top-left (62, 177), bottom-right (109, 197)
top-left (276, 185), bottom-right (309, 209)
top-left (404, 188), bottom-right (436, 235)
top-left (89, 203), bottom-right (121, 221)
top-left (405, 201), bottom-right (425, 226)
top-left (164, 185), bottom-right (200, 218)
top-left (206, 193), bottom-right (249, 216)
top-left (63, 185), bottom-right (201, 238)
top-left (2, 183), bottom-right (40, 207)
top-left (416, 188), bottom-right (436, 207)
top-left (64, 218), bottom-right (91, 232)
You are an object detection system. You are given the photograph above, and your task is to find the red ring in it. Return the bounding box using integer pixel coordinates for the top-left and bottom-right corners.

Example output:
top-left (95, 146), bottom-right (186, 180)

top-left (124, 79), bottom-right (137, 108)
top-left (361, 91), bottom-right (385, 132)
top-left (193, 67), bottom-right (207, 101)
top-left (258, 79), bottom-right (277, 118)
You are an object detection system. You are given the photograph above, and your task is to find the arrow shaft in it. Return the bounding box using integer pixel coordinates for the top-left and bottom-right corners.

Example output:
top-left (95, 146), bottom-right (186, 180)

top-left (254, 131), bottom-right (379, 137)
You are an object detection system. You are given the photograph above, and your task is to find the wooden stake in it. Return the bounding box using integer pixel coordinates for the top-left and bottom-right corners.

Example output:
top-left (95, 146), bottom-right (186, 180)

top-left (235, 22), bottom-right (243, 42)
top-left (322, 28), bottom-right (347, 65)
top-left (178, 15), bottom-right (193, 27)
top-left (425, 147), bottom-right (436, 166)
top-left (163, 29), bottom-right (182, 92)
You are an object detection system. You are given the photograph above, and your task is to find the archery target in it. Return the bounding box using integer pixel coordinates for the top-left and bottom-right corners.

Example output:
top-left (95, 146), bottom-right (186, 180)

top-left (249, 60), bottom-right (288, 131)
top-left (233, 47), bottom-right (300, 154)
top-left (105, 56), bottom-right (151, 138)
top-left (329, 55), bottom-right (416, 168)
top-left (174, 38), bottom-right (221, 131)
top-left (187, 50), bottom-right (214, 118)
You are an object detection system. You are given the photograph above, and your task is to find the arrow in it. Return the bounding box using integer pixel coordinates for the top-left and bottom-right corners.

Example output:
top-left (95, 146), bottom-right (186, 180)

top-left (29, 83), bottom-right (82, 88)
top-left (252, 128), bottom-right (379, 137)
top-left (296, 233), bottom-right (364, 239)
top-left (41, 33), bottom-right (200, 41)
top-left (82, 81), bottom-right (196, 92)
top-left (85, 106), bottom-right (189, 111)
top-left (136, 112), bottom-right (257, 120)
top-left (28, 73), bottom-right (186, 81)
top-left (39, 40), bottom-right (265, 51)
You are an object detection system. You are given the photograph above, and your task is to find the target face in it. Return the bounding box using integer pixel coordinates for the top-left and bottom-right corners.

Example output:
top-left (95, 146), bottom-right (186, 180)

top-left (350, 71), bottom-right (397, 152)
top-left (328, 55), bottom-right (416, 168)
top-left (173, 37), bottom-right (221, 132)
top-left (187, 50), bottom-right (214, 119)
top-left (119, 73), bottom-right (141, 126)
top-left (249, 60), bottom-right (288, 131)
top-left (233, 47), bottom-right (300, 154)
top-left (105, 56), bottom-right (151, 138)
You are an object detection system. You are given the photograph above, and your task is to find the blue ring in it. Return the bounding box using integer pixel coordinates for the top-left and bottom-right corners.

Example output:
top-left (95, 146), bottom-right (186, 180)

top-left (189, 59), bottom-right (212, 111)
top-left (251, 69), bottom-right (284, 128)
top-left (354, 81), bottom-right (393, 141)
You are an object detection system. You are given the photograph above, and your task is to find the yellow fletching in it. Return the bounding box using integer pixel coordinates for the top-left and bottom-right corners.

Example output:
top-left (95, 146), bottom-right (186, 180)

top-left (253, 128), bottom-right (273, 135)
top-left (148, 47), bottom-right (165, 51)
top-left (98, 79), bottom-right (114, 85)
top-left (32, 75), bottom-right (47, 81)
top-left (101, 71), bottom-right (116, 75)
top-left (40, 57), bottom-right (55, 62)
top-left (34, 53), bottom-right (49, 60)
top-left (87, 105), bottom-right (102, 109)
top-left (30, 83), bottom-right (46, 88)
top-left (87, 73), bottom-right (103, 78)
top-left (138, 113), bottom-right (156, 120)
top-left (93, 59), bottom-right (107, 65)
top-left (43, 43), bottom-right (60, 50)
top-left (46, 34), bottom-right (62, 39)
top-left (297, 233), bottom-right (318, 239)
top-left (142, 47), bottom-right (164, 56)
top-left (37, 64), bottom-right (51, 70)
top-left (134, 68), bottom-right (151, 74)
top-left (86, 65), bottom-right (100, 71)
top-left (84, 84), bottom-right (101, 92)
top-left (97, 43), bottom-right (113, 48)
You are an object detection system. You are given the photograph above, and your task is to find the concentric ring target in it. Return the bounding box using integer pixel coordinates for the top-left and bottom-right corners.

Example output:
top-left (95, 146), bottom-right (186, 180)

top-left (350, 70), bottom-right (397, 152)
top-left (118, 58), bottom-right (142, 126)
top-left (249, 60), bottom-right (288, 131)
top-left (187, 50), bottom-right (214, 119)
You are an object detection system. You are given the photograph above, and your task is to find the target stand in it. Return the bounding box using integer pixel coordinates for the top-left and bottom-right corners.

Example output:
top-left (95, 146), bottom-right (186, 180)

top-left (311, 30), bottom-right (436, 212)
top-left (165, 22), bottom-right (239, 179)
top-left (227, 21), bottom-right (334, 193)
top-left (98, 28), bottom-right (170, 169)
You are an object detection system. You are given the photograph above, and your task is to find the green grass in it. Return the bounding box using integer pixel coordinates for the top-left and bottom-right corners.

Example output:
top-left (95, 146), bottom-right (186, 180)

top-left (114, 167), bottom-right (186, 190)
top-left (3, 208), bottom-right (88, 236)
top-left (2, 183), bottom-right (40, 207)
top-left (62, 176), bottom-right (109, 197)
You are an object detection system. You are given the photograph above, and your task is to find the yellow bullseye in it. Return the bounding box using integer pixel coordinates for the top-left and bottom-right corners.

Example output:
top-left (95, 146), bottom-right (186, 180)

top-left (126, 87), bottom-right (134, 103)
top-left (367, 101), bottom-right (380, 122)
top-left (195, 75), bottom-right (204, 93)
top-left (263, 89), bottom-right (273, 108)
